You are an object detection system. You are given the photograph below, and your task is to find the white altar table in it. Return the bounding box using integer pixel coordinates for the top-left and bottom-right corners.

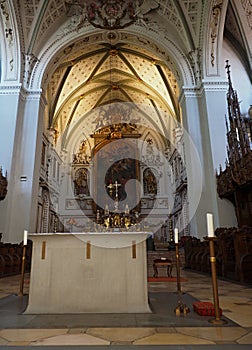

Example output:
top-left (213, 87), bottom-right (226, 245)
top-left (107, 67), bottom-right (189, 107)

top-left (25, 232), bottom-right (151, 314)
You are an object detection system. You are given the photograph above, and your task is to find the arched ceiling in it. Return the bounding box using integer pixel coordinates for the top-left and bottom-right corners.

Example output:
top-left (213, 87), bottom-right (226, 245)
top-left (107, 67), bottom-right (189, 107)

top-left (17, 0), bottom-right (207, 144)
top-left (47, 40), bottom-right (180, 139)
top-left (11, 1), bottom-right (252, 146)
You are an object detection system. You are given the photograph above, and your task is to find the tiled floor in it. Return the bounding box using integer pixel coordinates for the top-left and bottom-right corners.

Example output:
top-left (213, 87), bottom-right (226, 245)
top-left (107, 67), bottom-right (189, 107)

top-left (0, 269), bottom-right (252, 348)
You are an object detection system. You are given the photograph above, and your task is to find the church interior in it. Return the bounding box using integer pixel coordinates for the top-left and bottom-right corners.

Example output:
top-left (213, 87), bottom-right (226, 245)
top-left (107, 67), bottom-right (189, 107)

top-left (0, 0), bottom-right (252, 348)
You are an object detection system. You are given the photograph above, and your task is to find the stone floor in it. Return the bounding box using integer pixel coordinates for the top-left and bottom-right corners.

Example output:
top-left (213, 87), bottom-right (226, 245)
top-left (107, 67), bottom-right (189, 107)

top-left (0, 269), bottom-right (252, 348)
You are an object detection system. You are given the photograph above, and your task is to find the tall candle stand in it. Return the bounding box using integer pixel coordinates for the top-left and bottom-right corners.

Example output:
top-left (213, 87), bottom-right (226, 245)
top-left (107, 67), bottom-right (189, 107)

top-left (174, 230), bottom-right (189, 316)
top-left (19, 243), bottom-right (27, 296)
top-left (207, 236), bottom-right (227, 324)
top-left (175, 241), bottom-right (182, 294)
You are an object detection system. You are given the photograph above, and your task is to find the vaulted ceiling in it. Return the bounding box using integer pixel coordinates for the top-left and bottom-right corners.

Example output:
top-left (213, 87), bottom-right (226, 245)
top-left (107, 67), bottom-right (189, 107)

top-left (47, 40), bottom-right (180, 139)
top-left (12, 1), bottom-right (252, 145)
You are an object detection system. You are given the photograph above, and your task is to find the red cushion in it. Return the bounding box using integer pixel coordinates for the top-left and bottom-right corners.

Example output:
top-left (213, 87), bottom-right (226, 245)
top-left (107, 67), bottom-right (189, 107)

top-left (193, 302), bottom-right (222, 316)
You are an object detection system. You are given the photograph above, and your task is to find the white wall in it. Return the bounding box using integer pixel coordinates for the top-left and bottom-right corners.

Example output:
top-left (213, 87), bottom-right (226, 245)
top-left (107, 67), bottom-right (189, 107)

top-left (222, 39), bottom-right (252, 115)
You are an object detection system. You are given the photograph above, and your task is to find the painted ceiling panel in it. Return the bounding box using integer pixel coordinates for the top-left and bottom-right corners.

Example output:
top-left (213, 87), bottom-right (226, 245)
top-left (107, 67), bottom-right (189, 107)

top-left (162, 66), bottom-right (179, 98)
top-left (95, 54), bottom-right (133, 76)
top-left (121, 52), bottom-right (171, 103)
top-left (55, 52), bottom-right (107, 111)
top-left (61, 44), bottom-right (108, 64)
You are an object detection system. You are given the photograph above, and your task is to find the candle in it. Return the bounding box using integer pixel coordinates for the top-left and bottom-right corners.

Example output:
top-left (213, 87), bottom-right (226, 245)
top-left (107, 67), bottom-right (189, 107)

top-left (207, 213), bottom-right (214, 237)
top-left (174, 228), bottom-right (179, 244)
top-left (23, 230), bottom-right (28, 245)
top-left (125, 203), bottom-right (129, 214)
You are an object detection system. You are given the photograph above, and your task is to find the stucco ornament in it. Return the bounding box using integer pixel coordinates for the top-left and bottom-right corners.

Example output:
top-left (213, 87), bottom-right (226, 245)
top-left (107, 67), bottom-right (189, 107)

top-left (65, 0), bottom-right (159, 30)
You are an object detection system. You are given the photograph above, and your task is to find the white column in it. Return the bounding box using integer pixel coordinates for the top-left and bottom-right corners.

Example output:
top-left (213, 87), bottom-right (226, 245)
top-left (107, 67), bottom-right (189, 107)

top-left (202, 81), bottom-right (228, 169)
top-left (179, 84), bottom-right (236, 239)
top-left (201, 81), bottom-right (237, 228)
top-left (0, 86), bottom-right (21, 241)
top-left (1, 88), bottom-right (46, 243)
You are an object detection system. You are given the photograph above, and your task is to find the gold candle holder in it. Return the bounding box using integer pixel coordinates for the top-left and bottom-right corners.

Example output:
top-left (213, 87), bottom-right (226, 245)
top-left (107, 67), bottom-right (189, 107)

top-left (174, 241), bottom-right (190, 315)
top-left (175, 242), bottom-right (182, 294)
top-left (207, 236), bottom-right (227, 324)
top-left (19, 244), bottom-right (26, 296)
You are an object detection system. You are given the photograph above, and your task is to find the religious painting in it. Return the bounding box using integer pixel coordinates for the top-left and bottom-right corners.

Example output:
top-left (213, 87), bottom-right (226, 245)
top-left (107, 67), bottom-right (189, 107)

top-left (93, 139), bottom-right (140, 212)
top-left (74, 168), bottom-right (90, 196)
top-left (143, 168), bottom-right (157, 195)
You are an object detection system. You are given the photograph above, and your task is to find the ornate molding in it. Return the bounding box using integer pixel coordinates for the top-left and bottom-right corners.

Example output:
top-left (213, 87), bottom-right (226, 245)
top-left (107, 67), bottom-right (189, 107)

top-left (0, 0), bottom-right (13, 45)
top-left (210, 1), bottom-right (223, 67)
top-left (187, 47), bottom-right (202, 85)
top-left (0, 0), bottom-right (15, 77)
top-left (242, 0), bottom-right (252, 30)
top-left (23, 53), bottom-right (39, 87)
top-left (65, 0), bottom-right (159, 30)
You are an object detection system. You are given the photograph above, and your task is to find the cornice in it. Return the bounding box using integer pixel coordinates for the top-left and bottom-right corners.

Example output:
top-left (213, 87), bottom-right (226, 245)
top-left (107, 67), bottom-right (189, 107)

top-left (200, 79), bottom-right (228, 93)
top-left (0, 84), bottom-right (46, 102)
top-left (0, 84), bottom-right (22, 94)
top-left (179, 79), bottom-right (228, 101)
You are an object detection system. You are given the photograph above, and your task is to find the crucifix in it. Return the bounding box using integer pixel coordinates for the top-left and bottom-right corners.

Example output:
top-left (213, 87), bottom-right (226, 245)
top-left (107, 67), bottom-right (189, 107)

top-left (107, 180), bottom-right (121, 211)
top-left (107, 180), bottom-right (121, 199)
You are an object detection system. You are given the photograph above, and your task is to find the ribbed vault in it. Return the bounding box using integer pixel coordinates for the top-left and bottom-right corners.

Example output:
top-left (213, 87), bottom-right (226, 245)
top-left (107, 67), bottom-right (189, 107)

top-left (46, 39), bottom-right (181, 148)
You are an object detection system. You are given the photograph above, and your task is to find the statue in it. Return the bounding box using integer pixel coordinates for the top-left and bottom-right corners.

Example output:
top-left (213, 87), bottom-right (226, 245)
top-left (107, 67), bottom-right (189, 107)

top-left (124, 216), bottom-right (131, 228)
top-left (104, 216), bottom-right (110, 228)
top-left (113, 214), bottom-right (121, 227)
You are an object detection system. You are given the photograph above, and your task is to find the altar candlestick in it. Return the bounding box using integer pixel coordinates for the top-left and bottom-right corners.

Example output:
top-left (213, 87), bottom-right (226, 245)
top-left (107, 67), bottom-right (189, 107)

top-left (174, 227), bottom-right (181, 293)
top-left (207, 235), bottom-right (227, 325)
top-left (20, 230), bottom-right (28, 296)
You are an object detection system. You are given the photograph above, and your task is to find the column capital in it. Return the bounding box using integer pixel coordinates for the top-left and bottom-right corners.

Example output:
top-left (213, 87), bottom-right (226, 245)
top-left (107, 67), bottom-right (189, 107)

top-left (20, 87), bottom-right (47, 106)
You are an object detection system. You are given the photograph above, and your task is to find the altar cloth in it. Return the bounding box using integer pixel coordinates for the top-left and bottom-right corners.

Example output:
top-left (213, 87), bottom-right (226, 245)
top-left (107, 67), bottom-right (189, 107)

top-left (25, 232), bottom-right (151, 314)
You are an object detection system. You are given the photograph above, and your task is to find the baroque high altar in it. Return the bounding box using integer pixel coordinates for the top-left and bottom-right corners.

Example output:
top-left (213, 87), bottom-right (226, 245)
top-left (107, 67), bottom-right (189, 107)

top-left (73, 109), bottom-right (143, 230)
top-left (39, 100), bottom-right (188, 240)
top-left (63, 102), bottom-right (181, 236)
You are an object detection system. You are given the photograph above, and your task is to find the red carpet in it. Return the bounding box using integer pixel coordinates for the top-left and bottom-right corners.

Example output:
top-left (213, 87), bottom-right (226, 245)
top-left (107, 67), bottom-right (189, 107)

top-left (148, 277), bottom-right (187, 282)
